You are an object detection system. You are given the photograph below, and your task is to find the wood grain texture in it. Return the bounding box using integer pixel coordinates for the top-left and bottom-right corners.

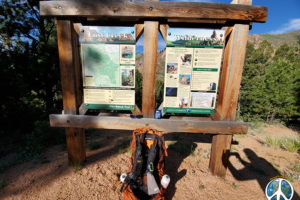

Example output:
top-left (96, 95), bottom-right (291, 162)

top-left (98, 113), bottom-right (130, 117)
top-left (209, 134), bottom-right (232, 177)
top-left (71, 20), bottom-right (83, 111)
top-left (131, 104), bottom-right (142, 115)
top-left (73, 22), bottom-right (82, 36)
top-left (57, 18), bottom-right (86, 165)
top-left (170, 116), bottom-right (212, 121)
top-left (65, 127), bottom-right (86, 166)
top-left (79, 103), bottom-right (88, 115)
top-left (209, 0), bottom-right (251, 178)
top-left (39, 1), bottom-right (268, 23)
top-left (159, 24), bottom-right (168, 43)
top-left (142, 21), bottom-right (159, 118)
top-left (167, 19), bottom-right (226, 24)
top-left (135, 24), bottom-right (144, 42)
top-left (57, 19), bottom-right (77, 115)
top-left (215, 24), bottom-right (249, 121)
top-left (49, 114), bottom-right (248, 134)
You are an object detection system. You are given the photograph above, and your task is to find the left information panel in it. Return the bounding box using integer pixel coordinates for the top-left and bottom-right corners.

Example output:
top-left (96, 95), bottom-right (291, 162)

top-left (81, 26), bottom-right (136, 110)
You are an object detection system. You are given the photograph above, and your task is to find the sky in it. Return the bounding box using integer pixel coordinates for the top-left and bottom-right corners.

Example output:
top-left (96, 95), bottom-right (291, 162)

top-left (136, 0), bottom-right (300, 53)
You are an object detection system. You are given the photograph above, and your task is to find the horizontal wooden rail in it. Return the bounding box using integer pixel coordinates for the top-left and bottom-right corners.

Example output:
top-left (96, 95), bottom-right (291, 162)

top-left (49, 114), bottom-right (248, 134)
top-left (40, 1), bottom-right (267, 23)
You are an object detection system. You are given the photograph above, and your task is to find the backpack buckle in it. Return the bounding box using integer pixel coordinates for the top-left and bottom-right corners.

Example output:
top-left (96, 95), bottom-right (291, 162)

top-left (148, 162), bottom-right (154, 172)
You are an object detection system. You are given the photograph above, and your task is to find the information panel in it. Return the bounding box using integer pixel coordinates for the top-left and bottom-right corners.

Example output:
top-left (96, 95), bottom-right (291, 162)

top-left (163, 29), bottom-right (225, 114)
top-left (81, 27), bottom-right (136, 110)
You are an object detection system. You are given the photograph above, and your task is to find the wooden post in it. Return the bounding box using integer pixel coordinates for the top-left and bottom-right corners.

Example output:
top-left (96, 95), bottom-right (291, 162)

top-left (57, 18), bottom-right (86, 166)
top-left (209, 0), bottom-right (251, 177)
top-left (142, 21), bottom-right (159, 118)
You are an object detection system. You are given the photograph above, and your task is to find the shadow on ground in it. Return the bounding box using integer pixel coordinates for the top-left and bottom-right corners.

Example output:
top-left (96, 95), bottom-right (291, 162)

top-left (228, 148), bottom-right (300, 200)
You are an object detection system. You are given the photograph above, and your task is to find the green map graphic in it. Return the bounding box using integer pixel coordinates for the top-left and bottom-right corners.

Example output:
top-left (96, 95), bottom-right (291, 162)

top-left (83, 44), bottom-right (120, 87)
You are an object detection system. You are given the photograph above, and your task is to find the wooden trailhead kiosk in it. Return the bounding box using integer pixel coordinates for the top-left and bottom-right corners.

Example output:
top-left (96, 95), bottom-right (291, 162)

top-left (40, 0), bottom-right (268, 178)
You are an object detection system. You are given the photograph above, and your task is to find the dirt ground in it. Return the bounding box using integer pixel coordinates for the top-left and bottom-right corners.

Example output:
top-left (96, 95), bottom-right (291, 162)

top-left (1, 125), bottom-right (300, 200)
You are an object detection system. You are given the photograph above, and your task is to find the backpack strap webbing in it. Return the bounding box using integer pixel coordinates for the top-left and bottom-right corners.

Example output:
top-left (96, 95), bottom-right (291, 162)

top-left (146, 134), bottom-right (158, 173)
top-left (121, 129), bottom-right (147, 193)
top-left (158, 136), bottom-right (163, 159)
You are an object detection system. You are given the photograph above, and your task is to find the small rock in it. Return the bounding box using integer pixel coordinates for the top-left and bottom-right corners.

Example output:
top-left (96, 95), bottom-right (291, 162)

top-left (190, 170), bottom-right (195, 176)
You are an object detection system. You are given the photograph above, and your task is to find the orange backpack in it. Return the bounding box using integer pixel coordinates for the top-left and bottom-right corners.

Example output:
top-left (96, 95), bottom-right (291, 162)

top-left (121, 128), bottom-right (168, 200)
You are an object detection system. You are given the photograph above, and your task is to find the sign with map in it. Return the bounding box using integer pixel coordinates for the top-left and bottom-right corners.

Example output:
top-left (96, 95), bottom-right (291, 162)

top-left (163, 29), bottom-right (224, 114)
top-left (81, 27), bottom-right (136, 110)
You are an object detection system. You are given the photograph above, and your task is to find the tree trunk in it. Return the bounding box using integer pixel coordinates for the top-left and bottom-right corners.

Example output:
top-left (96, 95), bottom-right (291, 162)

top-left (270, 109), bottom-right (276, 123)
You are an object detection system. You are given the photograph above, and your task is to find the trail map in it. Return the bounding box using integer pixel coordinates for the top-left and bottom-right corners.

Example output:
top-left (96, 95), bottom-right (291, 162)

top-left (82, 44), bottom-right (120, 87)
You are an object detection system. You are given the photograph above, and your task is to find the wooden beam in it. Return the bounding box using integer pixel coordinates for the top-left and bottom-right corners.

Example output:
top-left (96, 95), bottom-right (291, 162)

top-left (159, 24), bottom-right (168, 43)
top-left (72, 20), bottom-right (83, 111)
top-left (98, 113), bottom-right (130, 117)
top-left (135, 24), bottom-right (145, 42)
top-left (73, 22), bottom-right (82, 36)
top-left (39, 1), bottom-right (268, 23)
top-left (57, 18), bottom-right (86, 166)
top-left (209, 134), bottom-right (232, 176)
top-left (209, 0), bottom-right (251, 178)
top-left (79, 103), bottom-right (88, 115)
top-left (169, 116), bottom-right (212, 121)
top-left (167, 19), bottom-right (226, 24)
top-left (142, 21), bottom-right (159, 118)
top-left (49, 114), bottom-right (248, 134)
top-left (131, 104), bottom-right (143, 115)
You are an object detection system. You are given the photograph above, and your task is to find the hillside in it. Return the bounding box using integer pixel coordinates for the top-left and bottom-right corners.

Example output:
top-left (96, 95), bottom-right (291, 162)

top-left (135, 48), bottom-right (166, 81)
top-left (136, 30), bottom-right (300, 79)
top-left (248, 30), bottom-right (300, 49)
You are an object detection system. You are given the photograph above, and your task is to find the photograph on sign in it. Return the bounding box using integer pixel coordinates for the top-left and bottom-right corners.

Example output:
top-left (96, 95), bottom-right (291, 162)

top-left (121, 46), bottom-right (134, 58)
top-left (179, 74), bottom-right (190, 85)
top-left (180, 54), bottom-right (192, 65)
top-left (190, 92), bottom-right (215, 108)
top-left (121, 69), bottom-right (134, 87)
top-left (165, 87), bottom-right (178, 97)
top-left (167, 63), bottom-right (178, 74)
top-left (179, 98), bottom-right (189, 108)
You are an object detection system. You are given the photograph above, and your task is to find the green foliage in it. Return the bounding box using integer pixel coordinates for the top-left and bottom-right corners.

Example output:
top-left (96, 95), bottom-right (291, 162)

top-left (135, 69), bottom-right (143, 108)
top-left (86, 140), bottom-right (101, 152)
top-left (239, 39), bottom-right (300, 124)
top-left (265, 135), bottom-right (282, 148)
top-left (173, 132), bottom-right (181, 140)
top-left (0, 180), bottom-right (3, 189)
top-left (0, 0), bottom-right (61, 133)
top-left (155, 79), bottom-right (164, 109)
top-left (70, 163), bottom-right (82, 172)
top-left (232, 183), bottom-right (236, 190)
top-left (199, 185), bottom-right (204, 190)
top-left (281, 136), bottom-right (300, 153)
top-left (118, 148), bottom-right (123, 154)
top-left (264, 134), bottom-right (300, 153)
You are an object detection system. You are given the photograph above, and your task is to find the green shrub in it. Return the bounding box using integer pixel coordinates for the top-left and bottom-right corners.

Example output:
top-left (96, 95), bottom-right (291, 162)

top-left (70, 163), bottom-right (81, 172)
top-left (173, 132), bottom-right (181, 140)
top-left (86, 140), bottom-right (101, 152)
top-left (0, 180), bottom-right (3, 189)
top-left (281, 136), bottom-right (300, 153)
top-left (265, 135), bottom-right (282, 147)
